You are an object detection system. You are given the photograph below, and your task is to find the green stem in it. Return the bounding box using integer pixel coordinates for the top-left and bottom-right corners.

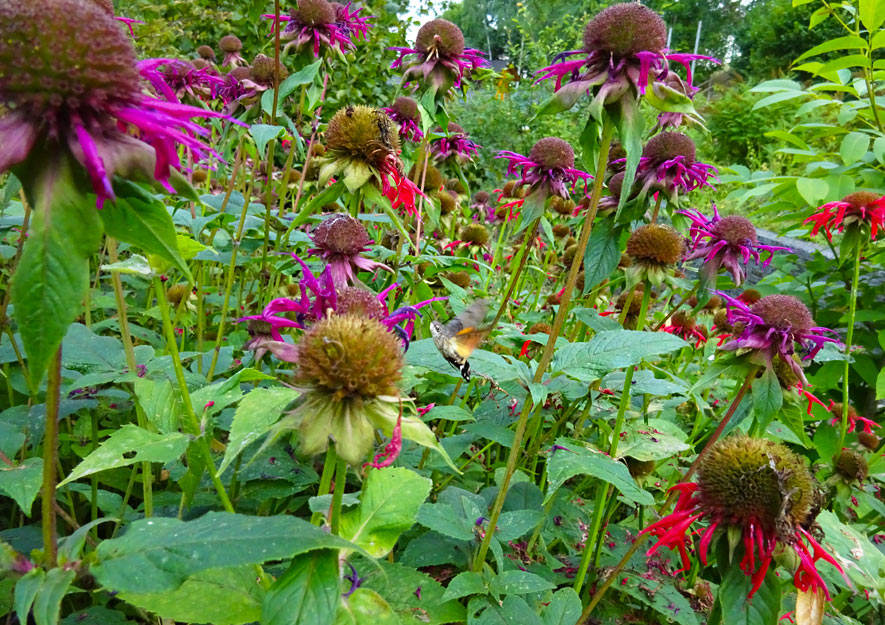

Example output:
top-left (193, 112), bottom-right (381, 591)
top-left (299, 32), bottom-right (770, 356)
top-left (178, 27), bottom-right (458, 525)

top-left (838, 243), bottom-right (862, 449)
top-left (154, 277), bottom-right (235, 513)
top-left (330, 454), bottom-right (347, 535)
top-left (491, 222), bottom-right (538, 329)
top-left (311, 445), bottom-right (337, 525)
top-left (652, 283), bottom-right (699, 331)
top-left (473, 116), bottom-right (615, 573)
top-left (42, 347), bottom-right (62, 568)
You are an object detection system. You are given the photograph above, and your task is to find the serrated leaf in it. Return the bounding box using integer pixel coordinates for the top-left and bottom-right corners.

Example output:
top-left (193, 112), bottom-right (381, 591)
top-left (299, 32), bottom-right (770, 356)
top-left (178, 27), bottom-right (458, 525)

top-left (488, 570), bottom-right (554, 595)
top-left (339, 467), bottom-right (431, 557)
top-left (32, 568), bottom-right (76, 625)
top-left (219, 387), bottom-right (299, 476)
top-left (752, 367), bottom-right (783, 426)
top-left (14, 569), bottom-right (44, 625)
top-left (262, 551), bottom-right (338, 625)
top-left (59, 425), bottom-right (188, 486)
top-left (441, 571), bottom-right (486, 602)
top-left (552, 330), bottom-right (688, 380)
top-left (0, 458), bottom-right (43, 516)
top-left (546, 439), bottom-right (654, 505)
top-left (92, 512), bottom-right (366, 594)
top-left (416, 502), bottom-right (475, 541)
top-left (582, 219), bottom-right (620, 293)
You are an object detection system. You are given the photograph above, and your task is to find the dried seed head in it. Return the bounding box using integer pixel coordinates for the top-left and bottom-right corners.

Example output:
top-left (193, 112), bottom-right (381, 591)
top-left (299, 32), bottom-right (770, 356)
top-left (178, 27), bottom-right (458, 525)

top-left (408, 162), bottom-right (444, 192)
top-left (529, 137), bottom-right (575, 170)
top-left (460, 223), bottom-right (490, 246)
top-left (858, 431), bottom-right (880, 451)
top-left (711, 215), bottom-right (757, 246)
top-left (616, 287), bottom-right (646, 315)
top-left (713, 308), bottom-right (731, 332)
top-left (671, 310), bottom-right (696, 330)
top-left (473, 190), bottom-right (490, 204)
top-left (311, 214), bottom-right (371, 255)
top-left (415, 19), bottom-right (465, 57)
top-left (229, 66), bottom-right (253, 81)
top-left (705, 295), bottom-right (722, 311)
top-left (553, 224), bottom-right (571, 238)
top-left (551, 196), bottom-right (575, 215)
top-left (192, 169), bottom-right (208, 183)
top-left (626, 224), bottom-right (685, 267)
top-left (829, 402), bottom-right (857, 423)
top-left (642, 132), bottom-right (697, 165)
top-left (608, 141), bottom-right (626, 163)
top-left (335, 287), bottom-right (386, 320)
top-left (583, 3), bottom-right (667, 57)
top-left (392, 96), bottom-right (420, 121)
top-left (739, 288), bottom-right (762, 304)
top-left (292, 0), bottom-right (336, 25)
top-left (219, 35), bottom-right (243, 53)
top-left (436, 191), bottom-right (455, 215)
top-left (295, 314), bottom-right (403, 400)
top-left (562, 244), bottom-right (580, 269)
top-left (197, 45), bottom-right (216, 60)
top-left (835, 449), bottom-right (868, 482)
top-left (251, 53), bottom-right (288, 84)
top-left (502, 180), bottom-right (517, 197)
top-left (325, 105), bottom-right (400, 169)
top-left (607, 172), bottom-right (625, 197)
top-left (750, 295), bottom-right (814, 333)
top-left (698, 434), bottom-right (815, 528)
top-left (529, 322), bottom-right (552, 334)
top-left (0, 0), bottom-right (140, 112)
top-left (166, 284), bottom-right (190, 307)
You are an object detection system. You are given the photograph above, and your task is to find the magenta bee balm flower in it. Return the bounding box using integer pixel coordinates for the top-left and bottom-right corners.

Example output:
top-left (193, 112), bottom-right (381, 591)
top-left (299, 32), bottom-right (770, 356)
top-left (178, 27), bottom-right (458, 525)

top-left (263, 0), bottom-right (372, 57)
top-left (307, 214), bottom-right (392, 287)
top-left (0, 0), bottom-right (235, 209)
top-left (535, 3), bottom-right (716, 112)
top-left (678, 206), bottom-right (789, 286)
top-left (389, 18), bottom-right (485, 95)
top-left (382, 96), bottom-right (424, 143)
top-left (497, 137), bottom-right (591, 199)
top-left (718, 293), bottom-right (840, 384)
top-left (430, 122), bottom-right (480, 164)
top-left (632, 132), bottom-right (717, 204)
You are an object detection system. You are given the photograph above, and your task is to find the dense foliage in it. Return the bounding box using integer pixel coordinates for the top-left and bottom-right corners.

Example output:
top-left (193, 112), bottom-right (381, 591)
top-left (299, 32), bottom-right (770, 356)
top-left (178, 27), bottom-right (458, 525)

top-left (0, 1), bottom-right (883, 625)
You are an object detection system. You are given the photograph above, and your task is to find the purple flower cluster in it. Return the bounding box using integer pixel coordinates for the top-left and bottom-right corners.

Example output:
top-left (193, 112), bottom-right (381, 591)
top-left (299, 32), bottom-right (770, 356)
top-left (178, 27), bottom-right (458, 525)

top-left (497, 137), bottom-right (591, 200)
top-left (431, 123), bottom-right (480, 164)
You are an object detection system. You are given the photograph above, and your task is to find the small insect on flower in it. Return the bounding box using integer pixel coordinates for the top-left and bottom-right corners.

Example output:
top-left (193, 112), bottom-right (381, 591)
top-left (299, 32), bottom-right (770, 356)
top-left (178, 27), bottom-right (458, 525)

top-left (430, 299), bottom-right (491, 381)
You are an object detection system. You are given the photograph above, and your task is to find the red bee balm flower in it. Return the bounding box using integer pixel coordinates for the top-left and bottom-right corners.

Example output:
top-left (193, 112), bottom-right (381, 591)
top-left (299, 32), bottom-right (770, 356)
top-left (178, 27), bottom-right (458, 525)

top-left (0, 0), bottom-right (236, 208)
top-left (804, 191), bottom-right (885, 241)
top-left (642, 435), bottom-right (848, 600)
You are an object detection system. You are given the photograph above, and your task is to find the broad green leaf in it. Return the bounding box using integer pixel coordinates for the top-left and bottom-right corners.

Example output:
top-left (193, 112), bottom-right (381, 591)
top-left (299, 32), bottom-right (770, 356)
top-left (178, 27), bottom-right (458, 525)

top-left (495, 509), bottom-right (544, 541)
top-left (60, 606), bottom-right (133, 625)
top-left (416, 502), bottom-right (476, 541)
top-left (191, 367), bottom-right (275, 422)
top-left (32, 568), bottom-right (76, 625)
top-left (545, 439), bottom-right (654, 505)
top-left (795, 177), bottom-right (829, 205)
top-left (582, 219), bottom-right (620, 293)
top-left (794, 36), bottom-right (867, 62)
top-left (359, 560), bottom-right (466, 625)
top-left (59, 425), bottom-right (188, 486)
top-left (250, 124), bottom-right (285, 156)
top-left (715, 553), bottom-right (780, 625)
top-left (279, 59), bottom-right (322, 98)
top-left (14, 568), bottom-right (44, 625)
top-left (92, 512), bottom-right (366, 594)
top-left (552, 330), bottom-right (688, 380)
top-left (752, 367), bottom-right (783, 427)
top-left (542, 588), bottom-right (582, 625)
top-left (477, 596), bottom-right (543, 625)
top-left (616, 571), bottom-right (698, 625)
top-left (0, 458), bottom-right (43, 516)
top-left (441, 571), bottom-right (486, 602)
top-left (816, 55), bottom-right (871, 74)
top-left (873, 137), bottom-right (885, 165)
top-left (100, 181), bottom-right (191, 281)
top-left (336, 588), bottom-right (397, 625)
top-left (11, 154), bottom-right (103, 387)
top-left (120, 566), bottom-right (262, 625)
top-left (839, 132), bottom-right (870, 166)
top-left (488, 570), bottom-right (554, 595)
top-left (134, 377), bottom-right (182, 434)
top-left (219, 387), bottom-right (299, 475)
top-left (339, 467), bottom-right (431, 557)
top-left (616, 426), bottom-right (690, 461)
top-left (752, 91), bottom-right (805, 110)
top-left (59, 518), bottom-right (117, 563)
top-left (816, 510), bottom-right (885, 591)
top-left (262, 551), bottom-right (339, 625)
top-left (859, 0), bottom-right (885, 31)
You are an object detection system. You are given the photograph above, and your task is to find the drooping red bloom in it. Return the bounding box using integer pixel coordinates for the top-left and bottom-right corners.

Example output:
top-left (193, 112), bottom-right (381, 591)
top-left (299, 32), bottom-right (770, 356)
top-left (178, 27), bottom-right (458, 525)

top-left (804, 191), bottom-right (885, 241)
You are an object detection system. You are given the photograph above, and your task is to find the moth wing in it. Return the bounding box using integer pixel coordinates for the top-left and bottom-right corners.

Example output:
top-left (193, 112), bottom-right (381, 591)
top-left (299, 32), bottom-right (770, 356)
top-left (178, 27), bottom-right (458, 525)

top-left (452, 327), bottom-right (489, 359)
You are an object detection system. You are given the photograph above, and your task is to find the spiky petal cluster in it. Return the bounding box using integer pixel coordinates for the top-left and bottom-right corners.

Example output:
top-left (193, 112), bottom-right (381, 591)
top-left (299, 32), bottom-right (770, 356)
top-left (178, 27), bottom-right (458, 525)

top-left (641, 435), bottom-right (847, 600)
top-left (496, 137), bottom-right (591, 199)
top-left (534, 4), bottom-right (716, 111)
top-left (389, 19), bottom-right (486, 95)
top-left (307, 214), bottom-right (391, 286)
top-left (827, 402), bottom-right (880, 435)
top-left (263, 0), bottom-right (372, 57)
top-left (678, 205), bottom-right (789, 286)
top-left (0, 0), bottom-right (236, 208)
top-left (137, 58), bottom-right (224, 104)
top-left (804, 191), bottom-right (885, 241)
top-left (661, 311), bottom-right (707, 347)
top-left (430, 123), bottom-right (480, 164)
top-left (718, 293), bottom-right (839, 384)
top-left (632, 132), bottom-right (717, 203)
top-left (382, 96), bottom-right (424, 142)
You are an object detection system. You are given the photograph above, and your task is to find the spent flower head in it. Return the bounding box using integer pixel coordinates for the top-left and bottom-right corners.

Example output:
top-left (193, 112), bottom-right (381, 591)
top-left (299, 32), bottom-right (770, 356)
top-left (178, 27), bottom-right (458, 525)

top-left (263, 0), bottom-right (372, 58)
top-left (382, 96), bottom-right (424, 142)
top-left (631, 132), bottom-right (717, 204)
top-left (625, 224), bottom-right (685, 286)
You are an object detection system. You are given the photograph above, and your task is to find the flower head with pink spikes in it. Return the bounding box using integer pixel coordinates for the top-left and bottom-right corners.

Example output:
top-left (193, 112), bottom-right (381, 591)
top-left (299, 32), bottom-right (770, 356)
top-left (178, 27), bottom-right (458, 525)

top-left (263, 0), bottom-right (372, 57)
top-left (307, 214), bottom-right (392, 287)
top-left (497, 137), bottom-right (592, 200)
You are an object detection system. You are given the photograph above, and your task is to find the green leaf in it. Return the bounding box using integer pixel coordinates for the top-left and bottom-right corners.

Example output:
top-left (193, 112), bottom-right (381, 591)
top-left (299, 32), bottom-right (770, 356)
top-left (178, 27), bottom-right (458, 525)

top-left (280, 59), bottom-right (322, 98)
top-left (11, 154), bottom-right (103, 387)
top-left (262, 551), bottom-right (339, 625)
top-left (100, 254), bottom-right (154, 277)
top-left (59, 425), bottom-right (188, 486)
top-left (795, 177), bottom-right (829, 205)
top-left (545, 439), bottom-right (654, 505)
top-left (488, 570), bottom-right (554, 595)
top-left (616, 572), bottom-right (698, 625)
top-left (552, 330), bottom-right (688, 380)
top-left (794, 36), bottom-right (868, 62)
top-left (752, 90), bottom-right (805, 110)
top-left (839, 132), bottom-right (870, 166)
top-left (816, 509), bottom-right (885, 590)
top-left (0, 458), bottom-right (43, 516)
top-left (100, 181), bottom-right (191, 281)
top-left (339, 467), bottom-right (431, 557)
top-left (877, 367), bottom-right (885, 400)
top-left (582, 219), bottom-right (620, 293)
top-left (14, 568), bottom-right (45, 625)
top-left (441, 571), bottom-right (487, 602)
top-left (416, 502), bottom-right (476, 541)
top-left (860, 0), bottom-right (885, 31)
top-left (496, 509), bottom-right (544, 541)
top-left (542, 588), bottom-right (582, 625)
top-left (120, 566), bottom-right (262, 625)
top-left (751, 368), bottom-right (783, 427)
top-left (219, 387), bottom-right (299, 475)
top-left (816, 55), bottom-right (871, 74)
top-left (133, 378), bottom-right (182, 434)
top-left (32, 568), bottom-right (76, 625)
top-left (92, 512), bottom-right (366, 594)
top-left (359, 560), bottom-right (466, 625)
top-left (336, 588), bottom-right (397, 625)
top-left (715, 552), bottom-right (780, 625)
top-left (250, 124), bottom-right (285, 156)
top-left (610, 97), bottom-right (644, 215)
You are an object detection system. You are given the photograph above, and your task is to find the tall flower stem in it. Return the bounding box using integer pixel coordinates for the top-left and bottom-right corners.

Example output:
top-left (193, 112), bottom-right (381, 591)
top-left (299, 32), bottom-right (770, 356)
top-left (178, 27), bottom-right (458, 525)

top-left (259, 0), bottom-right (283, 285)
top-left (580, 366), bottom-right (757, 620)
top-left (107, 239), bottom-right (153, 517)
top-left (490, 221), bottom-right (538, 329)
top-left (154, 277), bottom-right (235, 513)
top-left (838, 243), bottom-right (862, 449)
top-left (41, 347), bottom-right (62, 568)
top-left (330, 454), bottom-right (347, 535)
top-left (311, 445), bottom-right (337, 526)
top-left (473, 117), bottom-right (615, 573)
top-left (573, 284), bottom-right (651, 595)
